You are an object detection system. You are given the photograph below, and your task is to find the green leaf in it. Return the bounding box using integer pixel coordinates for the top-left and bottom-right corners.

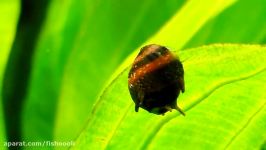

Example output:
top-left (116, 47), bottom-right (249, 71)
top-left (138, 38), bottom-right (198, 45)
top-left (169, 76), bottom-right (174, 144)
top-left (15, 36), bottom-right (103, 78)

top-left (184, 0), bottom-right (266, 48)
top-left (52, 0), bottom-right (235, 143)
top-left (0, 0), bottom-right (20, 147)
top-left (72, 44), bottom-right (266, 150)
top-left (146, 0), bottom-right (237, 49)
top-left (22, 0), bottom-right (186, 142)
top-left (2, 0), bottom-right (264, 149)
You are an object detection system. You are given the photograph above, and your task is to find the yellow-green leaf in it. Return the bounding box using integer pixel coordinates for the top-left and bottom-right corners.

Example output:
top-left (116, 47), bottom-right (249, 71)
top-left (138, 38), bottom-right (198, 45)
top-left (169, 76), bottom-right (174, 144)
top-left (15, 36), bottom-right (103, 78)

top-left (0, 0), bottom-right (20, 148)
top-left (72, 44), bottom-right (266, 149)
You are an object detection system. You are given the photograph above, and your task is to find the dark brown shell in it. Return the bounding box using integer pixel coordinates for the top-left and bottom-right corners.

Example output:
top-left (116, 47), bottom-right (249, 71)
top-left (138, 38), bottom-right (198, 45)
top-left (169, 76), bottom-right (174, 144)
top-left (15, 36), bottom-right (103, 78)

top-left (128, 44), bottom-right (185, 115)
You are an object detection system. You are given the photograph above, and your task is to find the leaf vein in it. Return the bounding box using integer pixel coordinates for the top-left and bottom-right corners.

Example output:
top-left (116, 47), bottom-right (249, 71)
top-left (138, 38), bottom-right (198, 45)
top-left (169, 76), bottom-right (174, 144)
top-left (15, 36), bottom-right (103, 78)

top-left (223, 101), bottom-right (266, 149)
top-left (141, 68), bottom-right (266, 150)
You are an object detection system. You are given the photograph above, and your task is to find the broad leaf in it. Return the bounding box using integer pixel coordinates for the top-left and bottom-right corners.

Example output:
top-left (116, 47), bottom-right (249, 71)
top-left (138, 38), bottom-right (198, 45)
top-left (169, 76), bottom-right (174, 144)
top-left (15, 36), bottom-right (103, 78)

top-left (72, 44), bottom-right (266, 149)
top-left (22, 0), bottom-right (186, 142)
top-left (0, 0), bottom-right (20, 148)
top-left (2, 0), bottom-right (265, 149)
top-left (184, 0), bottom-right (266, 49)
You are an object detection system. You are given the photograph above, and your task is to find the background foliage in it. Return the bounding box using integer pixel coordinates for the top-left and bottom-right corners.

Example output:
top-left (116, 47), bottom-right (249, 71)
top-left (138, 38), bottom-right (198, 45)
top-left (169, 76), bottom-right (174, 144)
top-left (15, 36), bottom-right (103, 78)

top-left (0, 0), bottom-right (265, 149)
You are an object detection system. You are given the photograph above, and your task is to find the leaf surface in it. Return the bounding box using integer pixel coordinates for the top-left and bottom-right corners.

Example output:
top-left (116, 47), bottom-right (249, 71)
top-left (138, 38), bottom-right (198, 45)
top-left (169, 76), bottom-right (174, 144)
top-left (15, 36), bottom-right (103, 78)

top-left (72, 44), bottom-right (266, 150)
top-left (21, 0), bottom-right (186, 142)
top-left (0, 0), bottom-right (20, 148)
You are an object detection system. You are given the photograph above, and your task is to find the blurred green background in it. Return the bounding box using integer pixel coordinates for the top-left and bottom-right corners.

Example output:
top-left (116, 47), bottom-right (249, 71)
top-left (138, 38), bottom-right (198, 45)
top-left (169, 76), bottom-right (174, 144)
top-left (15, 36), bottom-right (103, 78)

top-left (0, 0), bottom-right (265, 149)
